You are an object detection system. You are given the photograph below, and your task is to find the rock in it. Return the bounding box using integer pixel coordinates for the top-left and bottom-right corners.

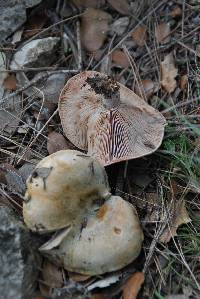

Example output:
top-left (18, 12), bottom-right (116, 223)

top-left (110, 17), bottom-right (129, 36)
top-left (0, 93), bottom-right (21, 135)
top-left (31, 72), bottom-right (67, 104)
top-left (10, 38), bottom-right (60, 70)
top-left (24, 0), bottom-right (42, 8)
top-left (0, 0), bottom-right (26, 43)
top-left (0, 205), bottom-right (41, 299)
top-left (18, 160), bottom-right (39, 182)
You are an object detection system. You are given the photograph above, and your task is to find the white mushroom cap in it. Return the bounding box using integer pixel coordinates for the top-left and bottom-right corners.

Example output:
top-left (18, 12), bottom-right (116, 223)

top-left (23, 150), bottom-right (110, 233)
top-left (59, 71), bottom-right (166, 166)
top-left (40, 196), bottom-right (144, 275)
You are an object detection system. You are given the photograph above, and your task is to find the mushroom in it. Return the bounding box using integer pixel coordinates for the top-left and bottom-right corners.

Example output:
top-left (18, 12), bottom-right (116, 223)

top-left (23, 150), bottom-right (110, 233)
top-left (40, 195), bottom-right (144, 275)
top-left (59, 71), bottom-right (166, 166)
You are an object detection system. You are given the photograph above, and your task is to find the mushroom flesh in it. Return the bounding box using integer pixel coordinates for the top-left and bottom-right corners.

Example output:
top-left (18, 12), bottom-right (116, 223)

top-left (59, 71), bottom-right (166, 165)
top-left (23, 150), bottom-right (110, 233)
top-left (40, 195), bottom-right (144, 275)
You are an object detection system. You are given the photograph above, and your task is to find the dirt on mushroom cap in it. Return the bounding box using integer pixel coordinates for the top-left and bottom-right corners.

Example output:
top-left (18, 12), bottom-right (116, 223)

top-left (59, 71), bottom-right (166, 166)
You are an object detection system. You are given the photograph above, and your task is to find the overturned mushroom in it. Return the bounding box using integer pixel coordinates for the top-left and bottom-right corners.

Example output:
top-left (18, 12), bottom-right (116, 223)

top-left (23, 150), bottom-right (110, 233)
top-left (40, 195), bottom-right (144, 275)
top-left (59, 71), bottom-right (166, 166)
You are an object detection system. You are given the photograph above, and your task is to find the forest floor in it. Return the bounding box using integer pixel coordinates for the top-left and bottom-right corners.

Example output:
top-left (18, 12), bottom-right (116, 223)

top-left (0, 1), bottom-right (200, 299)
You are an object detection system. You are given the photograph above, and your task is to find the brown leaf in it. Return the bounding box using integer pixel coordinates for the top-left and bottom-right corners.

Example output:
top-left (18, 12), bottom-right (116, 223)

top-left (112, 50), bottom-right (130, 68)
top-left (159, 200), bottom-right (191, 243)
top-left (123, 272), bottom-right (145, 299)
top-left (155, 22), bottom-right (171, 44)
top-left (107, 0), bottom-right (131, 15)
top-left (92, 294), bottom-right (107, 299)
top-left (47, 131), bottom-right (75, 154)
top-left (134, 79), bottom-right (156, 99)
top-left (171, 6), bottom-right (182, 18)
top-left (180, 74), bottom-right (188, 91)
top-left (132, 26), bottom-right (147, 47)
top-left (40, 259), bottom-right (63, 297)
top-left (68, 272), bottom-right (91, 282)
top-left (161, 53), bottom-right (178, 93)
top-left (72, 0), bottom-right (103, 8)
top-left (24, 12), bottom-right (48, 38)
top-left (81, 8), bottom-right (111, 52)
top-left (3, 74), bottom-right (17, 91)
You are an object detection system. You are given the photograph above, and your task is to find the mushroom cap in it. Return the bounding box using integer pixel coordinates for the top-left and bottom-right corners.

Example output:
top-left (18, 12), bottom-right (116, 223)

top-left (40, 196), bottom-right (144, 275)
top-left (23, 150), bottom-right (110, 233)
top-left (59, 71), bottom-right (166, 166)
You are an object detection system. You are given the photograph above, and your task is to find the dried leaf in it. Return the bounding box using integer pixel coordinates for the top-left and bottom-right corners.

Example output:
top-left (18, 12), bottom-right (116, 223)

top-left (159, 200), bottom-right (191, 243)
top-left (92, 294), bottom-right (107, 299)
top-left (69, 272), bottom-right (91, 282)
top-left (132, 26), bottom-right (147, 47)
top-left (155, 22), bottom-right (171, 44)
top-left (81, 8), bottom-right (112, 52)
top-left (3, 74), bottom-right (17, 91)
top-left (134, 79), bottom-right (156, 99)
top-left (107, 0), bottom-right (131, 15)
top-left (123, 272), bottom-right (145, 299)
top-left (24, 12), bottom-right (47, 38)
top-left (161, 53), bottom-right (178, 93)
top-left (171, 6), bottom-right (182, 18)
top-left (47, 131), bottom-right (75, 155)
top-left (40, 259), bottom-right (63, 298)
top-left (112, 50), bottom-right (130, 68)
top-left (72, 0), bottom-right (103, 8)
top-left (180, 74), bottom-right (188, 91)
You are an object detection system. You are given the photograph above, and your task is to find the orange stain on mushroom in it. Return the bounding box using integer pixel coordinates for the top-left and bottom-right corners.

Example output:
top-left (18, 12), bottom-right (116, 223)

top-left (96, 204), bottom-right (109, 220)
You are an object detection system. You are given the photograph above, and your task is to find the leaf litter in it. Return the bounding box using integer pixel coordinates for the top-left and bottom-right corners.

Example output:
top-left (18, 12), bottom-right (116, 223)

top-left (0, 0), bottom-right (200, 298)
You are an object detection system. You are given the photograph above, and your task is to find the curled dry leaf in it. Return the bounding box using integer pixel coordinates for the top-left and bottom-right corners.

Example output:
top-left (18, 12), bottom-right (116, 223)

top-left (107, 0), bottom-right (131, 15)
top-left (123, 272), bottom-right (145, 299)
top-left (155, 22), bottom-right (171, 44)
top-left (180, 74), bottom-right (188, 91)
top-left (3, 74), bottom-right (17, 91)
top-left (81, 8), bottom-right (112, 52)
top-left (161, 53), bottom-right (178, 93)
top-left (40, 259), bottom-right (63, 298)
top-left (159, 200), bottom-right (191, 243)
top-left (171, 6), bottom-right (182, 18)
top-left (47, 131), bottom-right (75, 155)
top-left (132, 26), bottom-right (147, 47)
top-left (111, 50), bottom-right (130, 68)
top-left (134, 79), bottom-right (156, 99)
top-left (68, 272), bottom-right (91, 282)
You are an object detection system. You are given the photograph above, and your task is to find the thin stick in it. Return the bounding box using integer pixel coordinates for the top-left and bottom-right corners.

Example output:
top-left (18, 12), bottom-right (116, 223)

top-left (76, 20), bottom-right (82, 71)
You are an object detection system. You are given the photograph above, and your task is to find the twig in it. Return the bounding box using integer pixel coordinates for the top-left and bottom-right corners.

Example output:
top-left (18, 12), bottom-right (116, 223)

top-left (0, 70), bottom-right (78, 107)
top-left (76, 20), bottom-right (82, 71)
top-left (162, 97), bottom-right (200, 114)
top-left (93, 0), bottom-right (168, 70)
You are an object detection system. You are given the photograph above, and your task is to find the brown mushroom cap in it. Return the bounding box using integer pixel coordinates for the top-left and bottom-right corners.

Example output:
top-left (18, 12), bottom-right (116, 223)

top-left (59, 71), bottom-right (166, 166)
top-left (23, 150), bottom-right (110, 233)
top-left (40, 195), bottom-right (144, 275)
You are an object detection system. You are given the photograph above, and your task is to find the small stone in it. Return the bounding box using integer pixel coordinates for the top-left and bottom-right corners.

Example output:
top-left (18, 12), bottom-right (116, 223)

top-left (24, 0), bottom-right (42, 8)
top-left (0, 205), bottom-right (41, 299)
top-left (10, 38), bottom-right (60, 70)
top-left (0, 93), bottom-right (21, 135)
top-left (31, 72), bottom-right (67, 104)
top-left (110, 17), bottom-right (129, 36)
top-left (0, 0), bottom-right (26, 43)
